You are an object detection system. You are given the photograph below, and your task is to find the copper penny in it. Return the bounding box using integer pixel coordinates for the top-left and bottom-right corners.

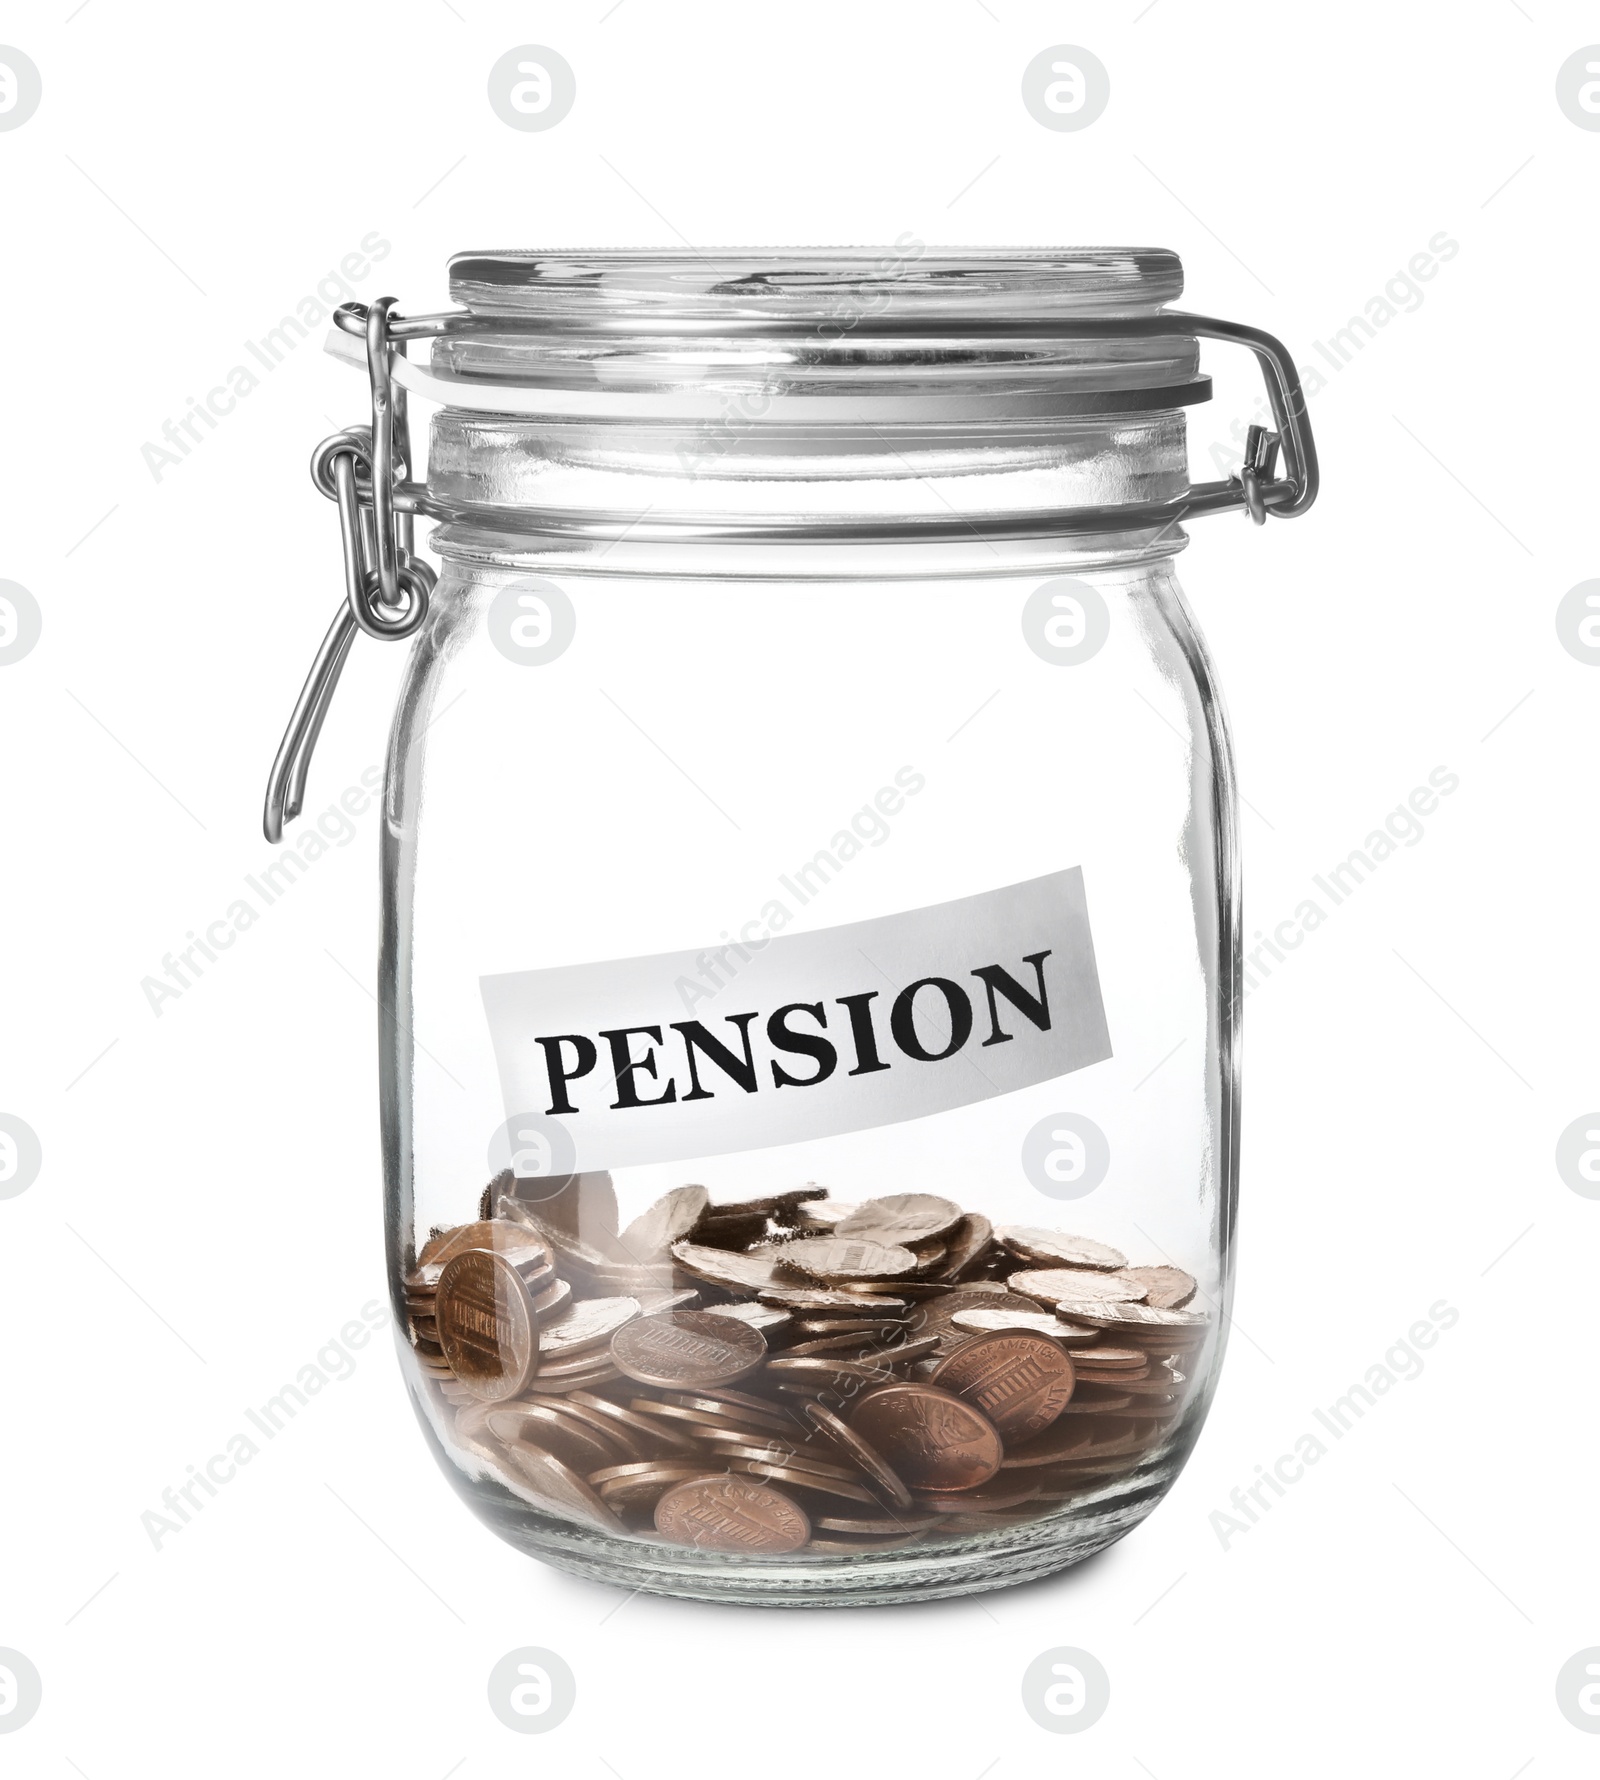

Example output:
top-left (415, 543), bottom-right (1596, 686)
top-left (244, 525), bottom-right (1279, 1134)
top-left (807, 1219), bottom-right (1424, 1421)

top-left (800, 1400), bottom-right (915, 1509)
top-left (934, 1212), bottom-right (995, 1280)
top-left (654, 1474), bottom-right (811, 1553)
top-left (930, 1331), bottom-right (1077, 1440)
top-left (835, 1193), bottom-right (964, 1245)
top-left (1052, 1299), bottom-right (1208, 1332)
top-left (908, 1286), bottom-right (1026, 1342)
top-left (618, 1185), bottom-right (711, 1259)
top-left (669, 1240), bottom-right (787, 1293)
top-left (1008, 1268), bottom-right (1148, 1306)
top-left (1112, 1264), bottom-right (1198, 1308)
top-left (848, 1383), bottom-right (1003, 1492)
top-left (434, 1249), bottom-right (541, 1401)
top-left (419, 1220), bottom-right (553, 1269)
top-left (503, 1441), bottom-right (627, 1531)
top-left (775, 1237), bottom-right (919, 1281)
top-left (487, 1404), bottom-right (623, 1472)
top-left (996, 1227), bottom-right (1128, 1270)
top-left (564, 1389), bottom-right (698, 1452)
top-left (723, 1460), bottom-right (878, 1504)
top-left (758, 1286), bottom-right (909, 1312)
top-left (610, 1310), bottom-right (767, 1389)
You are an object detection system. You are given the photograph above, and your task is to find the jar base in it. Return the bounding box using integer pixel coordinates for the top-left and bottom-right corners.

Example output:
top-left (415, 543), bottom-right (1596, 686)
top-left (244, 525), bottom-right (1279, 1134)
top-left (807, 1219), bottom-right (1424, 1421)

top-left (423, 1412), bottom-right (1183, 1607)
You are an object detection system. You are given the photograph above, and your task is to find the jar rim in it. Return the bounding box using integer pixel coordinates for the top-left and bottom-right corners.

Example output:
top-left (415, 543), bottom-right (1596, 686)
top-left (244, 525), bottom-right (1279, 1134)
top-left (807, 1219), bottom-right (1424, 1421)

top-left (447, 246), bottom-right (1185, 322)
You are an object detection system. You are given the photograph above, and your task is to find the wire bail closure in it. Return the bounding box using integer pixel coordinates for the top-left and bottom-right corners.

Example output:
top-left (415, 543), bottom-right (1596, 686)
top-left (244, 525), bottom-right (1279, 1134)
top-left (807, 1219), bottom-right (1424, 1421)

top-left (263, 294), bottom-right (1319, 841)
top-left (263, 300), bottom-right (436, 842)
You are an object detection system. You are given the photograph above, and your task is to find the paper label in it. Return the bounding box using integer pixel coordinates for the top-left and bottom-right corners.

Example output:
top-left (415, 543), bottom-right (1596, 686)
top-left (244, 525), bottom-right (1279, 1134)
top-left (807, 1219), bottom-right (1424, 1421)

top-left (480, 867), bottom-right (1112, 1172)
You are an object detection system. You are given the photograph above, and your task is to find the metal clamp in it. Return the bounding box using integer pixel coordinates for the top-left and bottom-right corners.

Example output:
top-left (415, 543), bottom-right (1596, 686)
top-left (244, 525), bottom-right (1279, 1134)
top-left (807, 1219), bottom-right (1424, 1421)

top-left (262, 305), bottom-right (436, 842)
top-left (264, 296), bottom-right (1319, 839)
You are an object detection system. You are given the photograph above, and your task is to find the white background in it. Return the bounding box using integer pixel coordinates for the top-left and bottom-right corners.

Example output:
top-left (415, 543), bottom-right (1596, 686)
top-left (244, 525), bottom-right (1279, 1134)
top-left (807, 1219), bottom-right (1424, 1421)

top-left (2, 2), bottom-right (1596, 1773)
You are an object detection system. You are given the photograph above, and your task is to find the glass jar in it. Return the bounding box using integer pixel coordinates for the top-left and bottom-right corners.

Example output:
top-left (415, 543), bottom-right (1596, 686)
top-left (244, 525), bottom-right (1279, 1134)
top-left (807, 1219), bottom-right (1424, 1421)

top-left (266, 247), bottom-right (1318, 1606)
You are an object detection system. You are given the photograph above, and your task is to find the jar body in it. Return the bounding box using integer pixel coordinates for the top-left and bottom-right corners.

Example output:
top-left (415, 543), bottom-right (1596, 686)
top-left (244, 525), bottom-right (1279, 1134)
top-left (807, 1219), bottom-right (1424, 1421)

top-left (379, 528), bottom-right (1239, 1605)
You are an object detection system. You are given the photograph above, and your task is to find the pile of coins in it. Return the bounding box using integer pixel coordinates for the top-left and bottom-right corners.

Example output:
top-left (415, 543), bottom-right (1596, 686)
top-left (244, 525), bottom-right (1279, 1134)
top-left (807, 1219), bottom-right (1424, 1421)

top-left (407, 1180), bottom-right (1208, 1555)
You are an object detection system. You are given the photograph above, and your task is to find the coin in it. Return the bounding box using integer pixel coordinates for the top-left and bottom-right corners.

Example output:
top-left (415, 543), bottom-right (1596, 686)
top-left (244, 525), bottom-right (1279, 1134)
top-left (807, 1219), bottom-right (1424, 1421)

top-left (1052, 1299), bottom-right (1208, 1331)
top-left (610, 1310), bottom-right (767, 1389)
top-left (539, 1295), bottom-right (641, 1357)
top-left (633, 1288), bottom-right (702, 1314)
top-left (835, 1193), bottom-right (964, 1245)
top-left (503, 1440), bottom-right (627, 1531)
top-left (702, 1302), bottom-right (793, 1337)
top-left (565, 1389), bottom-right (700, 1452)
top-left (934, 1212), bottom-right (995, 1280)
top-left (653, 1474), bottom-right (811, 1552)
top-left (1008, 1268), bottom-right (1148, 1306)
top-left (497, 1413), bottom-right (621, 1474)
top-left (950, 1306), bottom-right (1102, 1342)
top-left (758, 1286), bottom-right (908, 1312)
top-left (800, 1400), bottom-right (915, 1508)
top-left (419, 1220), bottom-right (554, 1269)
top-left (666, 1385), bottom-right (803, 1427)
top-left (617, 1185), bottom-right (711, 1260)
top-left (916, 1476), bottom-right (1044, 1513)
top-left (791, 1199), bottom-right (855, 1230)
top-left (775, 1237), bottom-right (919, 1282)
top-left (1112, 1264), bottom-right (1197, 1308)
top-left (627, 1399), bottom-right (786, 1441)
top-left (765, 1355), bottom-right (901, 1387)
top-left (530, 1277), bottom-right (571, 1317)
top-left (930, 1331), bottom-right (1077, 1440)
top-left (435, 1249), bottom-right (541, 1401)
top-left (670, 1240), bottom-right (787, 1293)
top-left (995, 1227), bottom-right (1128, 1269)
top-left (996, 1420), bottom-right (1101, 1468)
top-left (593, 1463), bottom-right (710, 1509)
top-left (1067, 1343), bottom-right (1142, 1364)
top-left (814, 1511), bottom-right (942, 1534)
top-left (722, 1460), bottom-right (878, 1504)
top-left (792, 1314), bottom-right (909, 1337)
top-left (849, 1384), bottom-right (1003, 1491)
top-left (535, 1395), bottom-right (649, 1458)
top-left (910, 1287), bottom-right (1032, 1342)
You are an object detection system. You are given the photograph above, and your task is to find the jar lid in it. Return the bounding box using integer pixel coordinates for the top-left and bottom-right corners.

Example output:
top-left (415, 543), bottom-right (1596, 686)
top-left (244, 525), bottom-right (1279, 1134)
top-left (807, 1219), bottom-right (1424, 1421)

top-left (447, 246), bottom-right (1184, 321)
top-left (404, 247), bottom-right (1206, 421)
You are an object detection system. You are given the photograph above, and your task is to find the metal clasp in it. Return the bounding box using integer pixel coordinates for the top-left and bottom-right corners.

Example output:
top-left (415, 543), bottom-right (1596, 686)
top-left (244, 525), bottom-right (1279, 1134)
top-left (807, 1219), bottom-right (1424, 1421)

top-left (262, 298), bottom-right (436, 842)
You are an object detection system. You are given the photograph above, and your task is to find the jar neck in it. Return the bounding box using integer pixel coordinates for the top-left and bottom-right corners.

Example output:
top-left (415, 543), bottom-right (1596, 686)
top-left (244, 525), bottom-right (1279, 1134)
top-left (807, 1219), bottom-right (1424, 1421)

top-left (424, 409), bottom-right (1191, 540)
